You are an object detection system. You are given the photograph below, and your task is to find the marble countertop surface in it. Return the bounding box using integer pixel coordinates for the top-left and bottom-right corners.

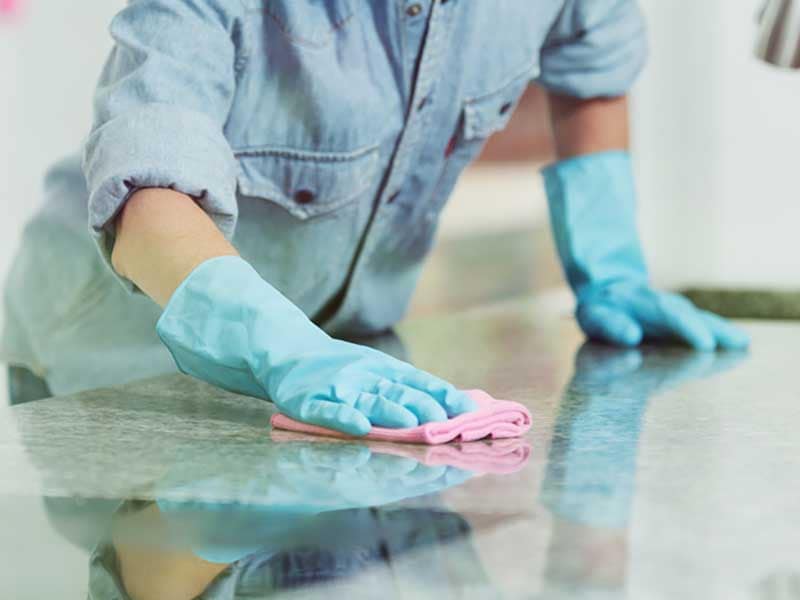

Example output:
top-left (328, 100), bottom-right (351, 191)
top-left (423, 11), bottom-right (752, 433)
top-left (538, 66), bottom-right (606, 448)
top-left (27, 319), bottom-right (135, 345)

top-left (0, 297), bottom-right (797, 599)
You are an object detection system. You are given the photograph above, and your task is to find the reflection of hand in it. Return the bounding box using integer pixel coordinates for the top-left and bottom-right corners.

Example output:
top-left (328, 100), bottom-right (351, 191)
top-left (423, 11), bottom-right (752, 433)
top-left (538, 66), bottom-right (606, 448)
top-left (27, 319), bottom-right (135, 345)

top-left (154, 440), bottom-right (474, 564)
top-left (570, 341), bottom-right (748, 395)
top-left (541, 343), bottom-right (747, 529)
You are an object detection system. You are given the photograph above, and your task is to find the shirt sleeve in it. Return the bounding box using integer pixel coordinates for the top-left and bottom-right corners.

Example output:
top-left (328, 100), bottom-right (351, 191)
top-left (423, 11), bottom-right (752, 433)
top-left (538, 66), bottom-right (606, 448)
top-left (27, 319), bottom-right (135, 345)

top-left (537, 0), bottom-right (648, 99)
top-left (82, 0), bottom-right (244, 290)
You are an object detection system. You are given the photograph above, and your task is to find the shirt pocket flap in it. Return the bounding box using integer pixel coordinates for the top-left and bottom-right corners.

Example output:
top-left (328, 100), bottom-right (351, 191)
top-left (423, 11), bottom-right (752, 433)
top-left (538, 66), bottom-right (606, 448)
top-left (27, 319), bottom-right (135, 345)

top-left (463, 62), bottom-right (540, 141)
top-left (235, 146), bottom-right (380, 220)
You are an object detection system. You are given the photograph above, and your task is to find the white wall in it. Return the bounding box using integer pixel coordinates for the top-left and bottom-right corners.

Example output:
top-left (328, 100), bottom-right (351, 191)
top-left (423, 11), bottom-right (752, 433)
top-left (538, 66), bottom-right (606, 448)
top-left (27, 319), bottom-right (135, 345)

top-left (634, 0), bottom-right (800, 289)
top-left (0, 1), bottom-right (120, 275)
top-left (0, 2), bottom-right (122, 402)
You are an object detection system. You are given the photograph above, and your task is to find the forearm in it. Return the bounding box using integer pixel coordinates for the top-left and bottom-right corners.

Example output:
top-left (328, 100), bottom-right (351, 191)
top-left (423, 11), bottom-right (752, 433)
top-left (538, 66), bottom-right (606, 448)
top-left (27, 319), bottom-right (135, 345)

top-left (113, 504), bottom-right (229, 600)
top-left (111, 188), bottom-right (238, 307)
top-left (546, 93), bottom-right (629, 160)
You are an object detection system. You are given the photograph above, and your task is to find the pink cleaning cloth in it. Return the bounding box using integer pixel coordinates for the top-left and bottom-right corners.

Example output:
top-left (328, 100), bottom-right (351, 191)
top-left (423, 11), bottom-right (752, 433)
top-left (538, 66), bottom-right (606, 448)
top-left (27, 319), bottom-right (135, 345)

top-left (270, 390), bottom-right (532, 445)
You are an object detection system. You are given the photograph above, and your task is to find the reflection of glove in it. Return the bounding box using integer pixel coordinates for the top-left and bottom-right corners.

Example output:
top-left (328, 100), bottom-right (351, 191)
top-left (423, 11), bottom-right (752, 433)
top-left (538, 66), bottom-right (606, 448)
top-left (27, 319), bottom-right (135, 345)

top-left (543, 151), bottom-right (750, 351)
top-left (542, 343), bottom-right (746, 528)
top-left (155, 440), bottom-right (474, 564)
top-left (570, 342), bottom-right (747, 396)
top-left (156, 257), bottom-right (475, 436)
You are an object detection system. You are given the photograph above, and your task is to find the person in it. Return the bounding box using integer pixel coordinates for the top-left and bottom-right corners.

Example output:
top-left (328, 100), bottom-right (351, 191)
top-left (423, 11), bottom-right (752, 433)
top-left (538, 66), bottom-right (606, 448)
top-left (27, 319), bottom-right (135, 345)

top-left (1, 1), bottom-right (749, 433)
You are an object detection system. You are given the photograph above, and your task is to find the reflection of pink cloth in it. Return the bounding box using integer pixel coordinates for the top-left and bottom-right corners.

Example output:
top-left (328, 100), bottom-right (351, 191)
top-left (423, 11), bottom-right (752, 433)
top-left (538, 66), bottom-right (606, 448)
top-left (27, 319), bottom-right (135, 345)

top-left (368, 437), bottom-right (531, 474)
top-left (270, 429), bottom-right (532, 474)
top-left (270, 390), bottom-right (532, 445)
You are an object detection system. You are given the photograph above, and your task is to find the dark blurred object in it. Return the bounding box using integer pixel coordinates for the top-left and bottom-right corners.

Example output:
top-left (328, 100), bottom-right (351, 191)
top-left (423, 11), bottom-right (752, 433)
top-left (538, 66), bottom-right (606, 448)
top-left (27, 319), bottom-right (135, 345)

top-left (478, 86), bottom-right (555, 164)
top-left (755, 0), bottom-right (800, 69)
top-left (682, 288), bottom-right (800, 320)
top-left (7, 365), bottom-right (52, 406)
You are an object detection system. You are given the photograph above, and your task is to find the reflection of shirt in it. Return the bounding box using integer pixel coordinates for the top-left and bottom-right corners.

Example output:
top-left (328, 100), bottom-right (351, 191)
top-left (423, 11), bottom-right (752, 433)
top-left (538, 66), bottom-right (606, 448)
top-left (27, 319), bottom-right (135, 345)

top-left (88, 507), bottom-right (489, 599)
top-left (1, 0), bottom-right (647, 395)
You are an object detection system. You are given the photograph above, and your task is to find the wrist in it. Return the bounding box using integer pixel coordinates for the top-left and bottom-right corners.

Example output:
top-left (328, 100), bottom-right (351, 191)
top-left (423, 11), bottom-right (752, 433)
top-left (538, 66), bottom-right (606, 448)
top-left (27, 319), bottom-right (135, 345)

top-left (543, 149), bottom-right (631, 176)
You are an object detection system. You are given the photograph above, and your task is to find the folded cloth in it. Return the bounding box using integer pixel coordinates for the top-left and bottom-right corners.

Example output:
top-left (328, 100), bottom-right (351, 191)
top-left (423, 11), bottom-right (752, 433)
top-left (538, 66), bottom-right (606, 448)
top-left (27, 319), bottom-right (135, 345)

top-left (270, 390), bottom-right (532, 445)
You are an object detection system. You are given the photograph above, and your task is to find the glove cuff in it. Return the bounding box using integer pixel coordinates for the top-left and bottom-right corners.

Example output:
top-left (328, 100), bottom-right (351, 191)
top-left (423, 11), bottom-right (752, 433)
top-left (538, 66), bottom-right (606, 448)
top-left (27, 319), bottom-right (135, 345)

top-left (542, 150), bottom-right (649, 298)
top-left (156, 256), bottom-right (322, 399)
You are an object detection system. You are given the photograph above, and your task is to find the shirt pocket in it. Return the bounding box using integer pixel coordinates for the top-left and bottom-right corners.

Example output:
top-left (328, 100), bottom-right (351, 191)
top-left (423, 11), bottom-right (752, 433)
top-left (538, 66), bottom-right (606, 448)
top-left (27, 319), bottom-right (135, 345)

top-left (431, 61), bottom-right (540, 206)
top-left (462, 60), bottom-right (541, 145)
top-left (235, 145), bottom-right (381, 220)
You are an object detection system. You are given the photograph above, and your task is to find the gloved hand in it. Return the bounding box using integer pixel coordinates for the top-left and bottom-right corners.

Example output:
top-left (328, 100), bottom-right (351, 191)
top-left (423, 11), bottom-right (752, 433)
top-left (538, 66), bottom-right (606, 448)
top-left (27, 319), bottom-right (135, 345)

top-left (156, 256), bottom-right (475, 436)
top-left (542, 151), bottom-right (750, 351)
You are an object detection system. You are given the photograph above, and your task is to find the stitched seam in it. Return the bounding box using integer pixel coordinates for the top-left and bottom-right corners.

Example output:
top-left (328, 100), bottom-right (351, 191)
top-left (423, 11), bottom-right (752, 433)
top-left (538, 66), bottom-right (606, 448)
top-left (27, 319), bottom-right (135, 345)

top-left (233, 142), bottom-right (380, 161)
top-left (236, 152), bottom-right (378, 212)
top-left (241, 156), bottom-right (378, 196)
top-left (238, 157), bottom-right (375, 195)
top-left (263, 4), bottom-right (354, 49)
top-left (464, 58), bottom-right (541, 105)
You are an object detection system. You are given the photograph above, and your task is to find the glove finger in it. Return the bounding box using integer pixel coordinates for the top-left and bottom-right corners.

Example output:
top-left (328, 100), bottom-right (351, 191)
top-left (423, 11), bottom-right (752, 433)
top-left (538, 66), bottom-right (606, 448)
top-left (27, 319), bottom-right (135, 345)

top-left (401, 463), bottom-right (448, 486)
top-left (353, 392), bottom-right (419, 429)
top-left (290, 399), bottom-right (372, 437)
top-left (298, 444), bottom-right (372, 471)
top-left (657, 296), bottom-right (716, 351)
top-left (361, 453), bottom-right (422, 479)
top-left (375, 380), bottom-right (448, 424)
top-left (577, 302), bottom-right (644, 348)
top-left (395, 371), bottom-right (477, 417)
top-left (698, 310), bottom-right (751, 350)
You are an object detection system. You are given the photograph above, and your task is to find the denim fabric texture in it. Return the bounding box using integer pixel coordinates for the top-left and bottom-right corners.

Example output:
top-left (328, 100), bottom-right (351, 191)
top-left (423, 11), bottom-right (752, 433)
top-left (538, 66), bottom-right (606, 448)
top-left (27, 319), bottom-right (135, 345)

top-left (2, 0), bottom-right (647, 396)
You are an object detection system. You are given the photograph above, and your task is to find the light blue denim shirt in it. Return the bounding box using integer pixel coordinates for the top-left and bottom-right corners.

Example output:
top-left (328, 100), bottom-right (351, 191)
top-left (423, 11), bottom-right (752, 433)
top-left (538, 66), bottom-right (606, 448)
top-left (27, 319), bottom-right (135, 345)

top-left (2, 0), bottom-right (647, 395)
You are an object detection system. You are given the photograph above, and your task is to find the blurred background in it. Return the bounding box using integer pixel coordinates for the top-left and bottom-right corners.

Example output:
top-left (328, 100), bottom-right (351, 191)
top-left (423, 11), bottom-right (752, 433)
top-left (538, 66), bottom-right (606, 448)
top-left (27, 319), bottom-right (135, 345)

top-left (2, 0), bottom-right (800, 403)
top-left (1, 3), bottom-right (799, 596)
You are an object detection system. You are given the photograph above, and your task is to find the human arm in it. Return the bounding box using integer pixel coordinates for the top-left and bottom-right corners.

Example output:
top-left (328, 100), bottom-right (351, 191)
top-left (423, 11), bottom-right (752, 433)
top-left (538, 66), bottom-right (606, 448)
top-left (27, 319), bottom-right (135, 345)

top-left (537, 1), bottom-right (749, 349)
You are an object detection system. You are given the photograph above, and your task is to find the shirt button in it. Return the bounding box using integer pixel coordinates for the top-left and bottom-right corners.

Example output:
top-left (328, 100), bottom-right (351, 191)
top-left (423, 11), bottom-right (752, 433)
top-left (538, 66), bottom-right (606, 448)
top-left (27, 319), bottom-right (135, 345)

top-left (387, 191), bottom-right (401, 204)
top-left (406, 3), bottom-right (423, 17)
top-left (294, 189), bottom-right (315, 204)
top-left (417, 95), bottom-right (430, 111)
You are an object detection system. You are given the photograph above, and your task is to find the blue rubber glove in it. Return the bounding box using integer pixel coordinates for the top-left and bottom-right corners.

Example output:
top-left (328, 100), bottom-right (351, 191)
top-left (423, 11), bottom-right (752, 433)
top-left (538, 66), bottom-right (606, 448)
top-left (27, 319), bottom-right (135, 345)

top-left (156, 256), bottom-right (475, 436)
top-left (542, 151), bottom-right (750, 351)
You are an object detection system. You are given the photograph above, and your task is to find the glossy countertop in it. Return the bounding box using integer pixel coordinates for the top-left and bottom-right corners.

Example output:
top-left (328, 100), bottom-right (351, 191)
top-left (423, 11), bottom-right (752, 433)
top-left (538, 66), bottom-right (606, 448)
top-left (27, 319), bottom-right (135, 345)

top-left (0, 296), bottom-right (797, 599)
